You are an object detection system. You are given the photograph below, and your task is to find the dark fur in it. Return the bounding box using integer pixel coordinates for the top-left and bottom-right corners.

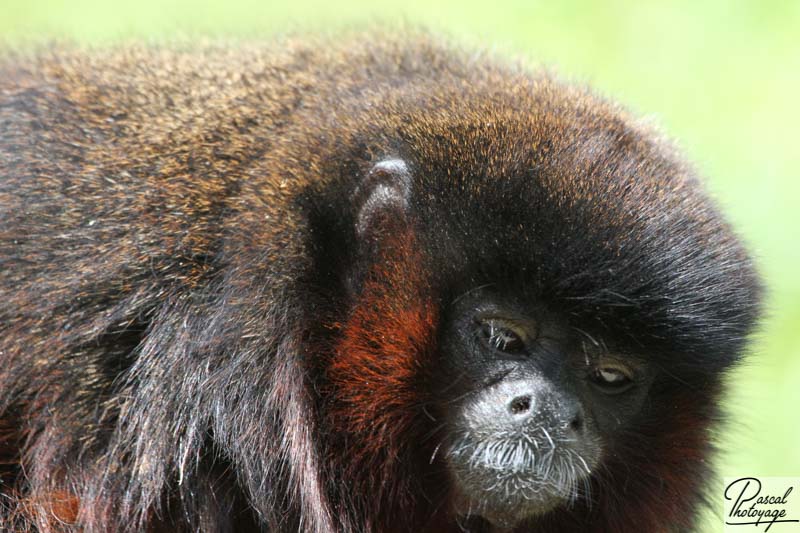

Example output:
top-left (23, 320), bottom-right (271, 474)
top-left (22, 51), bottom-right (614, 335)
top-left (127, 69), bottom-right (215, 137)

top-left (0, 34), bottom-right (762, 532)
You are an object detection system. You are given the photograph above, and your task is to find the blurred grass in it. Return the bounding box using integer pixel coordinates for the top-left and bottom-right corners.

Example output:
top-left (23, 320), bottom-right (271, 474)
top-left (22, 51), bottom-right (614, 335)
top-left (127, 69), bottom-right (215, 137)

top-left (2, 0), bottom-right (798, 530)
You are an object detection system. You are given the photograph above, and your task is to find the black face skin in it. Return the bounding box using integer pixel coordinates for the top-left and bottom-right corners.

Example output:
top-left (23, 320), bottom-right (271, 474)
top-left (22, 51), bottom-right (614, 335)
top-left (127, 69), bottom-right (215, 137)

top-left (436, 288), bottom-right (654, 528)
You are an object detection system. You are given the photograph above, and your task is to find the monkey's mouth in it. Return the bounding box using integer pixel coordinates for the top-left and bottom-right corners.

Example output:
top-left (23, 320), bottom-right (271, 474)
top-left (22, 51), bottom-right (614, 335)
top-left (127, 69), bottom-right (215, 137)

top-left (445, 432), bottom-right (596, 527)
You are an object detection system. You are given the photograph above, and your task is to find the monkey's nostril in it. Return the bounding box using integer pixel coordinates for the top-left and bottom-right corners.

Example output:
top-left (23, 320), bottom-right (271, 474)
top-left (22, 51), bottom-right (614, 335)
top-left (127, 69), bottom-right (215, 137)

top-left (569, 412), bottom-right (583, 432)
top-left (508, 395), bottom-right (532, 415)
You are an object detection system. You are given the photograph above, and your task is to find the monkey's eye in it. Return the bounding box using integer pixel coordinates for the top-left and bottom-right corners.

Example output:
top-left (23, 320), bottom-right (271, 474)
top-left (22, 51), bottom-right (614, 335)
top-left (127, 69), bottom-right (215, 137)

top-left (590, 364), bottom-right (634, 393)
top-left (477, 318), bottom-right (528, 354)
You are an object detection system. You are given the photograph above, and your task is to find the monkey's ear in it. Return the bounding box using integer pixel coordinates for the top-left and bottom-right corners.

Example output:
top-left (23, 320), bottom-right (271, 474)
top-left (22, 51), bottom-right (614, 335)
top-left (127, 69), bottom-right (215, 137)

top-left (355, 158), bottom-right (412, 241)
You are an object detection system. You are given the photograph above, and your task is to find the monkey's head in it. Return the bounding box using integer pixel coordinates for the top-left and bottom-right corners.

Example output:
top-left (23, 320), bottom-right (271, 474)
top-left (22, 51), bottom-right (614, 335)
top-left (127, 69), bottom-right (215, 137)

top-left (306, 76), bottom-right (763, 530)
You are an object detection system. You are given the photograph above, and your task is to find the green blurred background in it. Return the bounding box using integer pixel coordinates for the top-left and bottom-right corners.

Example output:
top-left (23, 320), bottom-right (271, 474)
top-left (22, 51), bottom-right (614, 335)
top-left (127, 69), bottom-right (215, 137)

top-left (2, 0), bottom-right (798, 530)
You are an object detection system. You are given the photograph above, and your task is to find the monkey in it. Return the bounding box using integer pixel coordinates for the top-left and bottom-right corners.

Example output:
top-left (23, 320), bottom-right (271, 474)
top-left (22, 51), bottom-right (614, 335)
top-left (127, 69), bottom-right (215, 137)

top-left (0, 32), bottom-right (762, 533)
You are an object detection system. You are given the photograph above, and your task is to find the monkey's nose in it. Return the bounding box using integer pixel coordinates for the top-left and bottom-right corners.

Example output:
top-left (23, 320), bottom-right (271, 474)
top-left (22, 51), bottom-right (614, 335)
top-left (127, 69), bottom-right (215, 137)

top-left (497, 382), bottom-right (542, 427)
top-left (469, 378), bottom-right (584, 435)
top-left (508, 394), bottom-right (532, 415)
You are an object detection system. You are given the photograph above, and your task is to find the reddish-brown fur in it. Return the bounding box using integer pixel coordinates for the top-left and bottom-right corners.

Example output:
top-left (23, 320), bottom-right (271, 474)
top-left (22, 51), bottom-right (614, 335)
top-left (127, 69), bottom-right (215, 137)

top-left (324, 228), bottom-right (440, 527)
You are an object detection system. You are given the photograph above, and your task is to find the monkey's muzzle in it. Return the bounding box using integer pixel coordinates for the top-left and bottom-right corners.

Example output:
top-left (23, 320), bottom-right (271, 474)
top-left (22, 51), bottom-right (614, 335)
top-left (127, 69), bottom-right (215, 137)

top-left (444, 377), bottom-right (601, 527)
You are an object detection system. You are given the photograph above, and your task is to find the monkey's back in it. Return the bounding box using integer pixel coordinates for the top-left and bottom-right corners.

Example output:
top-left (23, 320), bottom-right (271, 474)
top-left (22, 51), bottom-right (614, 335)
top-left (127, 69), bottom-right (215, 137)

top-left (0, 37), bottom-right (466, 335)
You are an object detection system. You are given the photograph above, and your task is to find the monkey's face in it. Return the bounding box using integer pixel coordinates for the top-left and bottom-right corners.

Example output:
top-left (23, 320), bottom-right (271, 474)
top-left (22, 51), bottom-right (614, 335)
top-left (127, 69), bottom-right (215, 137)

top-left (435, 289), bottom-right (652, 527)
